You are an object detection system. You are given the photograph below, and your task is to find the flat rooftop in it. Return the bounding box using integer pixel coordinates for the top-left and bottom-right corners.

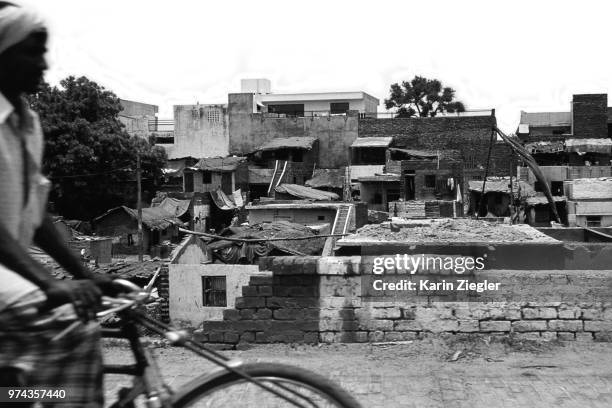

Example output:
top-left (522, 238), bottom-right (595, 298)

top-left (338, 218), bottom-right (560, 246)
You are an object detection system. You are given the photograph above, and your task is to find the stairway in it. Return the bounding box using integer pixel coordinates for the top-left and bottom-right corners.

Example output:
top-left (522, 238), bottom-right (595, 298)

top-left (268, 160), bottom-right (288, 196)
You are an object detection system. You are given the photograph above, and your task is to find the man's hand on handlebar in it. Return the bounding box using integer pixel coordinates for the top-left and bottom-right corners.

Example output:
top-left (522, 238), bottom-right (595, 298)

top-left (43, 276), bottom-right (135, 323)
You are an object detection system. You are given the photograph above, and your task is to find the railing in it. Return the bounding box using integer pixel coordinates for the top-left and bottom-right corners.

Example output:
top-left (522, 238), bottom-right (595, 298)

top-left (148, 119), bottom-right (174, 132)
top-left (262, 110), bottom-right (356, 119)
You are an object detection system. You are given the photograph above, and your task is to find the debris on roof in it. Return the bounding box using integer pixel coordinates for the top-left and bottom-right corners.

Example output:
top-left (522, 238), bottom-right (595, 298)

top-left (468, 178), bottom-right (536, 196)
top-left (253, 137), bottom-right (317, 152)
top-left (565, 138), bottom-right (612, 154)
top-left (305, 169), bottom-right (344, 189)
top-left (275, 184), bottom-right (339, 201)
top-left (350, 137), bottom-right (393, 148)
top-left (207, 221), bottom-right (326, 263)
top-left (524, 140), bottom-right (564, 154)
top-left (525, 194), bottom-right (566, 206)
top-left (519, 111), bottom-right (571, 127)
top-left (341, 218), bottom-right (558, 245)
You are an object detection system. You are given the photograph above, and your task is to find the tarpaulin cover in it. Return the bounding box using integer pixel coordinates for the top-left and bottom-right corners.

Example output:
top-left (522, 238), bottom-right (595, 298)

top-left (565, 138), bottom-right (612, 154)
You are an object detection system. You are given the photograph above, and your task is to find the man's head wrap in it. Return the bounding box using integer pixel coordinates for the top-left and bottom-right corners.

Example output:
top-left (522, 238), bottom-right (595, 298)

top-left (0, 4), bottom-right (46, 56)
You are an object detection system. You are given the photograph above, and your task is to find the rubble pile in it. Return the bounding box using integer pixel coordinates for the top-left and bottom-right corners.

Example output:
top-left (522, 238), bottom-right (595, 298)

top-left (351, 218), bottom-right (557, 243)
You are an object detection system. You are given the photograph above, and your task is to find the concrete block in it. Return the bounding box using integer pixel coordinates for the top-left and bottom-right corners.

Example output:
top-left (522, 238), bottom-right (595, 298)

top-left (223, 309), bottom-right (241, 321)
top-left (480, 321), bottom-right (511, 332)
top-left (273, 309), bottom-right (304, 320)
top-left (371, 307), bottom-right (402, 319)
top-left (394, 320), bottom-right (423, 331)
top-left (522, 307), bottom-right (557, 320)
top-left (557, 332), bottom-right (576, 341)
top-left (368, 330), bottom-right (385, 342)
top-left (238, 309), bottom-right (254, 320)
top-left (320, 332), bottom-right (336, 343)
top-left (585, 321), bottom-right (612, 332)
top-left (253, 308), bottom-right (273, 320)
top-left (576, 332), bottom-right (594, 342)
top-left (514, 332), bottom-right (541, 340)
top-left (235, 296), bottom-right (266, 309)
top-left (512, 320), bottom-right (547, 332)
top-left (457, 320), bottom-right (479, 332)
top-left (548, 320), bottom-right (583, 332)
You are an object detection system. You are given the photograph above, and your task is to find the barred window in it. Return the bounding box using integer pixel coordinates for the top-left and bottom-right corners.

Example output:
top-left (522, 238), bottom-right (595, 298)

top-left (207, 110), bottom-right (221, 123)
top-left (202, 276), bottom-right (227, 307)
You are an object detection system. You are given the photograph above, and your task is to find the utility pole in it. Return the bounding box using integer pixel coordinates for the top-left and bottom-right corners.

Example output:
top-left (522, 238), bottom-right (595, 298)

top-left (137, 152), bottom-right (143, 261)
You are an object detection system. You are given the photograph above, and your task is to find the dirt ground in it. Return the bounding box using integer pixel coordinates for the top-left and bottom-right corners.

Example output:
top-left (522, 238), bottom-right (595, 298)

top-left (103, 336), bottom-right (612, 407)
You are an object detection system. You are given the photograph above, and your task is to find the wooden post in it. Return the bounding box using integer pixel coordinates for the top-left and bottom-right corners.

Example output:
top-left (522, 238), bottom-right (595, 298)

top-left (137, 152), bottom-right (143, 262)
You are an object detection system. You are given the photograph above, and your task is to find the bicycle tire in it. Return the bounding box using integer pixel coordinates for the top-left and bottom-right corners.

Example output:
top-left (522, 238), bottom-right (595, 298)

top-left (171, 362), bottom-right (362, 408)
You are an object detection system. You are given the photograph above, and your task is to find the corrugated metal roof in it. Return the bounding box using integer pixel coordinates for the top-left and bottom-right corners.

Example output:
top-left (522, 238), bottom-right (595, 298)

top-left (95, 206), bottom-right (184, 230)
top-left (351, 137), bottom-right (393, 148)
top-left (388, 147), bottom-right (439, 158)
top-left (275, 184), bottom-right (339, 201)
top-left (358, 174), bottom-right (401, 183)
top-left (191, 156), bottom-right (246, 172)
top-left (520, 111), bottom-right (571, 127)
top-left (255, 137), bottom-right (317, 152)
top-left (305, 169), bottom-right (344, 189)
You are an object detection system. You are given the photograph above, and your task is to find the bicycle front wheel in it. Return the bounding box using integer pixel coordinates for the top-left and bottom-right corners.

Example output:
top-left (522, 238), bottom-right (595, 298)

top-left (172, 362), bottom-right (362, 408)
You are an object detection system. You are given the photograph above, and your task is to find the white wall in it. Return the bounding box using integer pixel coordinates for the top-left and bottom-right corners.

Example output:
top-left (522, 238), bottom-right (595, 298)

top-left (169, 264), bottom-right (256, 326)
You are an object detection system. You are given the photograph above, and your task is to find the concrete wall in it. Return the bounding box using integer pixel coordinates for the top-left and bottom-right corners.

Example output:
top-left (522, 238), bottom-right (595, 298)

top-left (359, 182), bottom-right (400, 212)
top-left (572, 94), bottom-right (608, 139)
top-left (169, 104), bottom-right (229, 159)
top-left (358, 115), bottom-right (511, 176)
top-left (195, 256), bottom-right (612, 345)
top-left (169, 264), bottom-right (257, 326)
top-left (228, 93), bottom-right (358, 168)
top-left (248, 208), bottom-right (337, 225)
top-left (565, 179), bottom-right (612, 200)
top-left (265, 100), bottom-right (366, 112)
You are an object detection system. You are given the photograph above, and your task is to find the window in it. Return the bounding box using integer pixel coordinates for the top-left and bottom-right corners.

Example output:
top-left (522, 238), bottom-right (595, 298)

top-left (425, 175), bottom-right (436, 188)
top-left (494, 194), bottom-right (503, 204)
top-left (292, 150), bottom-right (303, 162)
top-left (387, 189), bottom-right (400, 203)
top-left (330, 102), bottom-right (349, 114)
top-left (586, 216), bottom-right (602, 228)
top-left (202, 276), bottom-right (227, 307)
top-left (551, 181), bottom-right (564, 196)
top-left (317, 215), bottom-right (325, 221)
top-left (207, 110), bottom-right (221, 123)
top-left (373, 193), bottom-right (383, 204)
top-left (202, 171), bottom-right (212, 184)
top-left (267, 104), bottom-right (304, 117)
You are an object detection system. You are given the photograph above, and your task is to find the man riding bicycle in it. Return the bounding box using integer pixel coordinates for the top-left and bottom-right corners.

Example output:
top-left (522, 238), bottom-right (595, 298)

top-left (0, 3), bottom-right (119, 406)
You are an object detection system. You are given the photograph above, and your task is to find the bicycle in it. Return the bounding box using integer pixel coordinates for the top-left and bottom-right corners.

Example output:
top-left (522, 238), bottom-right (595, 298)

top-left (78, 274), bottom-right (362, 408)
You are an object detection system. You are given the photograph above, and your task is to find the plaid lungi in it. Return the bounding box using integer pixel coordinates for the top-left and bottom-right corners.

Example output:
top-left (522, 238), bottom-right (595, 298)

top-left (0, 290), bottom-right (103, 407)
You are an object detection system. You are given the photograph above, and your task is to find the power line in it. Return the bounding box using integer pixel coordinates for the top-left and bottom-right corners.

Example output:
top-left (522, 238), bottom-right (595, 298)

top-left (47, 164), bottom-right (133, 179)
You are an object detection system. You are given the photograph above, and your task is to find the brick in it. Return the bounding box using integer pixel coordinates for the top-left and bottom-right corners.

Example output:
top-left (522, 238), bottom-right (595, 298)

top-left (480, 321), bottom-right (511, 332)
top-left (303, 332), bottom-right (319, 344)
top-left (522, 307), bottom-right (557, 320)
top-left (239, 309), bottom-right (254, 320)
top-left (371, 307), bottom-right (402, 319)
top-left (258, 286), bottom-right (273, 296)
top-left (208, 331), bottom-right (224, 343)
top-left (235, 297), bottom-right (266, 309)
top-left (512, 320), bottom-right (547, 332)
top-left (548, 320), bottom-right (583, 332)
top-left (394, 320), bottom-right (423, 331)
top-left (273, 309), bottom-right (304, 320)
top-left (241, 286), bottom-right (258, 296)
top-left (557, 332), bottom-right (576, 341)
top-left (368, 331), bottom-right (385, 342)
top-left (584, 321), bottom-right (612, 332)
top-left (253, 309), bottom-right (272, 319)
top-left (250, 274), bottom-right (273, 286)
top-left (558, 308), bottom-right (581, 319)
top-left (266, 297), bottom-right (319, 309)
top-left (320, 332), bottom-right (335, 343)
top-left (223, 309), bottom-right (241, 321)
top-left (576, 332), bottom-right (594, 342)
top-left (224, 332), bottom-right (239, 343)
top-left (457, 320), bottom-right (479, 333)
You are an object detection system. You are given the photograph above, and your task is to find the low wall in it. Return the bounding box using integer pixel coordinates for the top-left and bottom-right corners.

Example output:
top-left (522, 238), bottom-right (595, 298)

top-left (195, 256), bottom-right (612, 345)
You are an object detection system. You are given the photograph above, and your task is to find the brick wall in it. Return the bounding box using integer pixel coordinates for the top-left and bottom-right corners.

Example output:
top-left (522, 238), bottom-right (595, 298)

top-left (193, 256), bottom-right (612, 346)
top-left (572, 94), bottom-right (608, 139)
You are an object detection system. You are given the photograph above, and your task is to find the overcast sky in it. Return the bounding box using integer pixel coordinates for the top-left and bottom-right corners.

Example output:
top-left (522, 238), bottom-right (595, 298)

top-left (27, 0), bottom-right (612, 133)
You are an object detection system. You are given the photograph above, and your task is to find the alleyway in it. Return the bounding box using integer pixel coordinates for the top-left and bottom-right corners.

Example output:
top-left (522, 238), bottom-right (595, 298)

top-left (103, 336), bottom-right (612, 407)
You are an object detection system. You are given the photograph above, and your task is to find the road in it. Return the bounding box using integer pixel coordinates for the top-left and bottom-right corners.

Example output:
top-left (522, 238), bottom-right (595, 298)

top-left (103, 335), bottom-right (612, 407)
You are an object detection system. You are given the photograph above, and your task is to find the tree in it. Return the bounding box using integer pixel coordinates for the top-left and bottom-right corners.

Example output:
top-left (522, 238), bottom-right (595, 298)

top-left (28, 76), bottom-right (167, 220)
top-left (384, 76), bottom-right (466, 118)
